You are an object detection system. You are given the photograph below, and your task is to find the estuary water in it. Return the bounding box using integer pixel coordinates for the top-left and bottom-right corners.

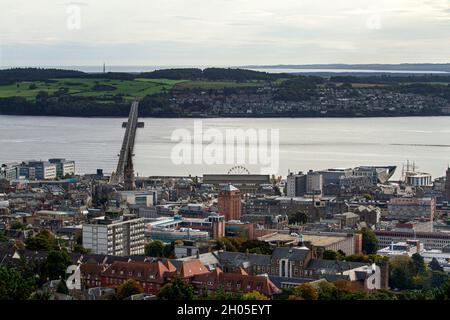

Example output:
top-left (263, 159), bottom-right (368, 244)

top-left (1, 116), bottom-right (450, 180)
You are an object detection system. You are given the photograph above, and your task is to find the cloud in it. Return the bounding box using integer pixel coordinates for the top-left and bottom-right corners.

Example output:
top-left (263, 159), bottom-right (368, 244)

top-left (0, 0), bottom-right (448, 65)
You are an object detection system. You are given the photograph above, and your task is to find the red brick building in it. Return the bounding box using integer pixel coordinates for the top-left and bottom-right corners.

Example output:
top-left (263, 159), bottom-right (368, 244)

top-left (191, 267), bottom-right (280, 297)
top-left (80, 258), bottom-right (281, 298)
top-left (218, 184), bottom-right (241, 221)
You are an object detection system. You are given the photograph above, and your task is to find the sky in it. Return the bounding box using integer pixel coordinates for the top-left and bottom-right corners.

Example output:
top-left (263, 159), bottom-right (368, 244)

top-left (0, 0), bottom-right (449, 67)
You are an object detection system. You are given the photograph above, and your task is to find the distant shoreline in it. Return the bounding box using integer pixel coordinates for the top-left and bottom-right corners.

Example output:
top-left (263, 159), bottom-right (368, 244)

top-left (1, 114), bottom-right (450, 119)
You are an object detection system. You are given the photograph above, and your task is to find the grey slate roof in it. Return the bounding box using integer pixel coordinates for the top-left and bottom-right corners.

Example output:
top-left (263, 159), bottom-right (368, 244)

top-left (217, 251), bottom-right (270, 268)
top-left (268, 276), bottom-right (318, 289)
top-left (306, 259), bottom-right (368, 273)
top-left (271, 247), bottom-right (310, 262)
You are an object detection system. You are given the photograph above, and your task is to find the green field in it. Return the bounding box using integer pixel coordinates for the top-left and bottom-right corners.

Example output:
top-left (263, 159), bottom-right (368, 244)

top-left (0, 78), bottom-right (186, 101)
top-left (174, 80), bottom-right (269, 89)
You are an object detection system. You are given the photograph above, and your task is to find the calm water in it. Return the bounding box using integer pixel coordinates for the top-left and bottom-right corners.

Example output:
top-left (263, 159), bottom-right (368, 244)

top-left (1, 116), bottom-right (450, 179)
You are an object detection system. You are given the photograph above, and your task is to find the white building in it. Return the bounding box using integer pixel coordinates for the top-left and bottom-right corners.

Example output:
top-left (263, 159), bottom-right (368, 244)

top-left (306, 171), bottom-right (323, 195)
top-left (405, 171), bottom-right (432, 187)
top-left (83, 216), bottom-right (145, 256)
top-left (377, 240), bottom-right (423, 258)
top-left (117, 191), bottom-right (157, 207)
top-left (49, 159), bottom-right (76, 177)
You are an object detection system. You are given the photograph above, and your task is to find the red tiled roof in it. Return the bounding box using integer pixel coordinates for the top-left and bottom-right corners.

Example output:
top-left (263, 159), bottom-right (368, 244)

top-left (177, 260), bottom-right (210, 278)
top-left (102, 261), bottom-right (170, 284)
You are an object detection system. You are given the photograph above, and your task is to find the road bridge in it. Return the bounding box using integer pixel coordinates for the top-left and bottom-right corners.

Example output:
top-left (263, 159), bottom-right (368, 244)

top-left (109, 100), bottom-right (144, 184)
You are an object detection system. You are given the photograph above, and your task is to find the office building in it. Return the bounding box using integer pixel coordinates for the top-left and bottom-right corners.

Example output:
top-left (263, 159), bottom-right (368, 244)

top-left (0, 163), bottom-right (19, 181)
top-left (48, 158), bottom-right (76, 178)
top-left (375, 230), bottom-right (450, 250)
top-left (83, 216), bottom-right (145, 256)
top-left (19, 160), bottom-right (57, 180)
top-left (286, 171), bottom-right (307, 197)
top-left (387, 197), bottom-right (435, 220)
top-left (306, 170), bottom-right (323, 195)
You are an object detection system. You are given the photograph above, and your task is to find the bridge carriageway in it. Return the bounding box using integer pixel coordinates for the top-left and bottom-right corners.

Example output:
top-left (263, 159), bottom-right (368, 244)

top-left (110, 100), bottom-right (144, 184)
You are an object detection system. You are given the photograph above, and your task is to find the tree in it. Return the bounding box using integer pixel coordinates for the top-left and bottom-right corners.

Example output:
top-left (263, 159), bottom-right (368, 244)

top-left (411, 253), bottom-right (427, 277)
top-left (117, 279), bottom-right (144, 300)
top-left (199, 284), bottom-right (210, 300)
top-left (10, 221), bottom-right (26, 230)
top-left (145, 240), bottom-right (165, 257)
top-left (359, 228), bottom-right (378, 254)
top-left (41, 250), bottom-right (72, 281)
top-left (56, 280), bottom-right (69, 295)
top-left (429, 258), bottom-right (443, 272)
top-left (25, 230), bottom-right (58, 251)
top-left (242, 291), bottom-right (269, 300)
top-left (291, 284), bottom-right (318, 300)
top-left (0, 232), bottom-right (7, 242)
top-left (389, 256), bottom-right (415, 290)
top-left (240, 240), bottom-right (273, 255)
top-left (157, 277), bottom-right (194, 300)
top-left (322, 250), bottom-right (345, 261)
top-left (73, 244), bottom-right (89, 254)
top-left (288, 211), bottom-right (308, 225)
top-left (0, 266), bottom-right (35, 300)
top-left (317, 281), bottom-right (341, 300)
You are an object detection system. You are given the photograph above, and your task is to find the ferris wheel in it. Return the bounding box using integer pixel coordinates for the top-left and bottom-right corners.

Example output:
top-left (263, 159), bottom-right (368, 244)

top-left (227, 166), bottom-right (250, 175)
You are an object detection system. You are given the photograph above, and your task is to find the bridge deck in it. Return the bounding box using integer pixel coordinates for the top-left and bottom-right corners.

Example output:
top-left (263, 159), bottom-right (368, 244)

top-left (110, 100), bottom-right (139, 184)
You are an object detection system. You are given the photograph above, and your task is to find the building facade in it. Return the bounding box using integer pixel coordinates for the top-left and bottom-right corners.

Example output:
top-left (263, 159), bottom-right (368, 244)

top-left (445, 168), bottom-right (450, 201)
top-left (387, 197), bottom-right (436, 220)
top-left (286, 172), bottom-right (307, 197)
top-left (48, 158), bottom-right (76, 178)
top-left (218, 184), bottom-right (241, 221)
top-left (83, 217), bottom-right (145, 256)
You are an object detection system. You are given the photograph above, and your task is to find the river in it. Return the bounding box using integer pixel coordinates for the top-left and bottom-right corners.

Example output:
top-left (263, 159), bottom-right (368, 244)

top-left (1, 116), bottom-right (450, 180)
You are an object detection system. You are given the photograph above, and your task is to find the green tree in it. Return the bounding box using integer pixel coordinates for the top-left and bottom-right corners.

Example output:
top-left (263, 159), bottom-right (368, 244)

top-left (0, 266), bottom-right (35, 300)
top-left (359, 228), bottom-right (378, 254)
top-left (317, 281), bottom-right (341, 300)
top-left (215, 285), bottom-right (227, 300)
top-left (366, 289), bottom-right (398, 300)
top-left (29, 291), bottom-right (51, 300)
top-left (411, 253), bottom-right (427, 275)
top-left (117, 279), bottom-right (144, 300)
top-left (429, 258), bottom-right (443, 272)
top-left (0, 232), bottom-right (7, 242)
top-left (25, 230), bottom-right (58, 251)
top-left (242, 291), bottom-right (269, 300)
top-left (291, 283), bottom-right (318, 300)
top-left (10, 221), bottom-right (26, 230)
top-left (41, 250), bottom-right (72, 281)
top-left (56, 280), bottom-right (69, 295)
top-left (389, 256), bottom-right (415, 290)
top-left (199, 284), bottom-right (210, 300)
top-left (240, 240), bottom-right (273, 255)
top-left (145, 240), bottom-right (165, 257)
top-left (322, 250), bottom-right (345, 261)
top-left (273, 185), bottom-right (282, 196)
top-left (288, 211), bottom-right (308, 225)
top-left (157, 277), bottom-right (194, 300)
top-left (73, 244), bottom-right (89, 254)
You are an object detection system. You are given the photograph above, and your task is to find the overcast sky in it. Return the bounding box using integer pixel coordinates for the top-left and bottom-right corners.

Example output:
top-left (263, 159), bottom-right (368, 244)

top-left (0, 0), bottom-right (449, 67)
